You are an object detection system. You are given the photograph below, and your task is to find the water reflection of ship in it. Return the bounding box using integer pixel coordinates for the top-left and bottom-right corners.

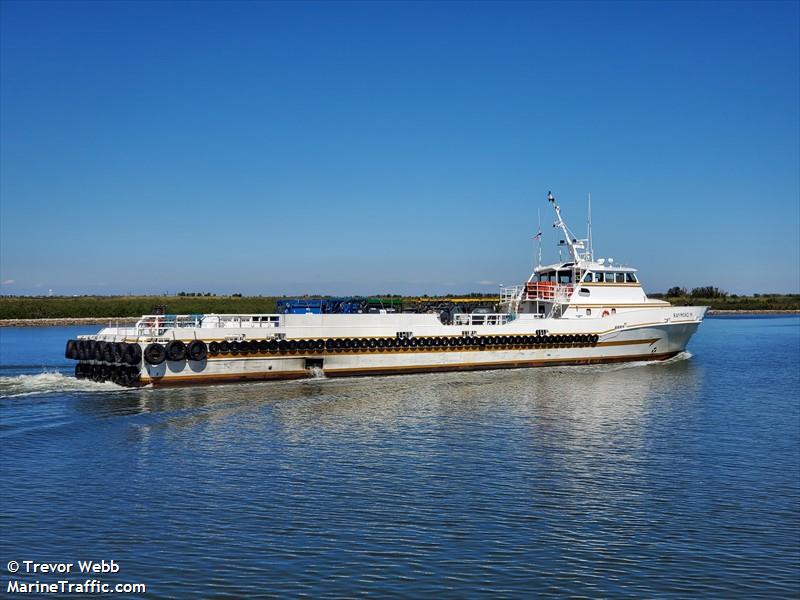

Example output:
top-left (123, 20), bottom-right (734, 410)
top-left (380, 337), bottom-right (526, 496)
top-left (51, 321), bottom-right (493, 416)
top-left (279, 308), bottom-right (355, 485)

top-left (76, 353), bottom-right (701, 439)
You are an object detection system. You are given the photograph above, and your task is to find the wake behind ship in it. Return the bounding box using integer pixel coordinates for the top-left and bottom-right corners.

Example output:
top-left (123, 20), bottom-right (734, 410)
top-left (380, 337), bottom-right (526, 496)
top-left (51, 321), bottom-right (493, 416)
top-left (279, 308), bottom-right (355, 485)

top-left (64, 192), bottom-right (707, 387)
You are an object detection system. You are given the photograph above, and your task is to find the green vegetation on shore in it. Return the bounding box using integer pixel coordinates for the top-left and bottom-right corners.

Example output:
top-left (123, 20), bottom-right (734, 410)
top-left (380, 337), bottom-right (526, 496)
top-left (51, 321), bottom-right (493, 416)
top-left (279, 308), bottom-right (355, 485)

top-left (0, 295), bottom-right (278, 320)
top-left (650, 286), bottom-right (800, 311)
top-left (1, 291), bottom-right (799, 321)
top-left (657, 295), bottom-right (800, 311)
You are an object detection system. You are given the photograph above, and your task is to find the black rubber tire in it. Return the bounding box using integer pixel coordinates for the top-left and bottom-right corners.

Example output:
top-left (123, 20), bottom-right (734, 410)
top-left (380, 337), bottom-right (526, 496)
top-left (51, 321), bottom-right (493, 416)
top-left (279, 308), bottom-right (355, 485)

top-left (123, 343), bottom-right (142, 365)
top-left (187, 340), bottom-right (208, 361)
top-left (277, 339), bottom-right (288, 352)
top-left (239, 340), bottom-right (252, 354)
top-left (229, 341), bottom-right (241, 354)
top-left (165, 340), bottom-right (187, 361)
top-left (287, 340), bottom-right (298, 351)
top-left (257, 339), bottom-right (269, 353)
top-left (220, 340), bottom-right (231, 353)
top-left (93, 341), bottom-right (105, 361)
top-left (144, 343), bottom-right (167, 365)
top-left (65, 339), bottom-right (78, 360)
top-left (209, 341), bottom-right (220, 355)
top-left (268, 339), bottom-right (279, 352)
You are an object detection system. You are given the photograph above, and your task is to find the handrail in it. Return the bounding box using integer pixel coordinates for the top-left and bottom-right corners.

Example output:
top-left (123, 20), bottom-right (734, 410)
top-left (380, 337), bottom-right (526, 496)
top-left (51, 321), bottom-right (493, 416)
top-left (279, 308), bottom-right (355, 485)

top-left (525, 282), bottom-right (574, 302)
top-left (452, 313), bottom-right (511, 326)
top-left (134, 313), bottom-right (283, 335)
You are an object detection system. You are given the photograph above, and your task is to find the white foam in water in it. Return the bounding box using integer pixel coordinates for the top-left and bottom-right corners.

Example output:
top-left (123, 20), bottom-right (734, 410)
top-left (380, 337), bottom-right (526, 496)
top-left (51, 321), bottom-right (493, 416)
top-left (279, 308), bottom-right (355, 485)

top-left (0, 371), bottom-right (125, 399)
top-left (550, 351), bottom-right (693, 374)
top-left (307, 366), bottom-right (327, 380)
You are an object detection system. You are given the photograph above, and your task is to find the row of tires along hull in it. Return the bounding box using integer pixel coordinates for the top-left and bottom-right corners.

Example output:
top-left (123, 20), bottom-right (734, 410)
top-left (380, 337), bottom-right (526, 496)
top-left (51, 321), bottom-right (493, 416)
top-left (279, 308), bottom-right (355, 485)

top-left (65, 339), bottom-right (142, 365)
top-left (175, 333), bottom-right (598, 363)
top-left (67, 334), bottom-right (601, 369)
top-left (65, 339), bottom-right (208, 366)
top-left (75, 363), bottom-right (141, 387)
top-left (206, 334), bottom-right (599, 356)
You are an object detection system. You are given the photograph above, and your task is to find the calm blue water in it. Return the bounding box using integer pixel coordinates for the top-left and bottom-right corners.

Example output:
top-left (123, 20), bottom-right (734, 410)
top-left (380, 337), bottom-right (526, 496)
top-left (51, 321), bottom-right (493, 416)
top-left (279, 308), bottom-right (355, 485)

top-left (1, 317), bottom-right (798, 598)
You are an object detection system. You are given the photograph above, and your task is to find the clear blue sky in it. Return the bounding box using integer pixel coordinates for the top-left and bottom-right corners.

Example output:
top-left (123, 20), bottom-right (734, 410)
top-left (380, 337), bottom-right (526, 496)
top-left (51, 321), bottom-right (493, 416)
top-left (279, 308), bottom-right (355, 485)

top-left (1, 0), bottom-right (798, 296)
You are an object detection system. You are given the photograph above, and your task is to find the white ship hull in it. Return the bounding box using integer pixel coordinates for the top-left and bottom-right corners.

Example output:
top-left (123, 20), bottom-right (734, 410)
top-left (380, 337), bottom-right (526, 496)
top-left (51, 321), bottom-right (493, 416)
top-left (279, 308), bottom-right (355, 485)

top-left (68, 307), bottom-right (706, 387)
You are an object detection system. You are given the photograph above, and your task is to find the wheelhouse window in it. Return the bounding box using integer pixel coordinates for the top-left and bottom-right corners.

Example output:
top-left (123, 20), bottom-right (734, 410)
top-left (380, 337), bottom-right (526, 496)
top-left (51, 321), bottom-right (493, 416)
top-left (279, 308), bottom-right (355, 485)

top-left (625, 273), bottom-right (638, 283)
top-left (584, 272), bottom-right (594, 283)
top-left (615, 272), bottom-right (625, 283)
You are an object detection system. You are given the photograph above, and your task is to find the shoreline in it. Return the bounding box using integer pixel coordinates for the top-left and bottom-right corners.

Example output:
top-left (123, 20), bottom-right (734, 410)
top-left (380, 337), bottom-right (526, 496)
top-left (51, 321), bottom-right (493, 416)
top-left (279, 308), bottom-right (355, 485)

top-left (1, 309), bottom-right (798, 327)
top-left (0, 318), bottom-right (137, 328)
top-left (706, 309), bottom-right (800, 315)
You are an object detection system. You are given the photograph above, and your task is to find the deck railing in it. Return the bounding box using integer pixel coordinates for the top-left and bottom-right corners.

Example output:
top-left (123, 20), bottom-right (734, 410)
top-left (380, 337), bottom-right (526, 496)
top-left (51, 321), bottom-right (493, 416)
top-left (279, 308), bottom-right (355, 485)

top-left (452, 313), bottom-right (511, 327)
top-left (524, 282), bottom-right (574, 302)
top-left (134, 314), bottom-right (282, 336)
top-left (501, 283), bottom-right (575, 304)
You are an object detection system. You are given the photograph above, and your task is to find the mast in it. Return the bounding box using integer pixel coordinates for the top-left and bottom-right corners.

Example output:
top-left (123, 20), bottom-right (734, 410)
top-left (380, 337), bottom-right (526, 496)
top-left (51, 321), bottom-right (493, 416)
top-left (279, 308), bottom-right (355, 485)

top-left (547, 191), bottom-right (582, 264)
top-left (587, 192), bottom-right (594, 262)
top-left (537, 208), bottom-right (542, 268)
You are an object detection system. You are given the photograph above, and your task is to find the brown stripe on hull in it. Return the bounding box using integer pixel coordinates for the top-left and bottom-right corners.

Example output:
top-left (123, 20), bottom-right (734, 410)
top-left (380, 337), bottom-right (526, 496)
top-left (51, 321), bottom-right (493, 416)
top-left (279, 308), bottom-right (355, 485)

top-left (141, 351), bottom-right (680, 387)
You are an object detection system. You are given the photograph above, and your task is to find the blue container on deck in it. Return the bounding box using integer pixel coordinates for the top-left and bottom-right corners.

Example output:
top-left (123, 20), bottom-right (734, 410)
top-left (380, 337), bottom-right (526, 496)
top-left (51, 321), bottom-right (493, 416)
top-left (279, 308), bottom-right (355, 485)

top-left (276, 297), bottom-right (369, 314)
top-left (276, 299), bottom-right (324, 314)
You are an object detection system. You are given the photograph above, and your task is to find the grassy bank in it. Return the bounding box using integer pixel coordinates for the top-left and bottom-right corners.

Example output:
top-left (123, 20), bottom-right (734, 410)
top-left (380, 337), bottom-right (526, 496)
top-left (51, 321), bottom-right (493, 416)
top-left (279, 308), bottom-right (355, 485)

top-left (662, 295), bottom-right (800, 311)
top-left (0, 296), bottom-right (278, 320)
top-left (1, 293), bottom-right (798, 321)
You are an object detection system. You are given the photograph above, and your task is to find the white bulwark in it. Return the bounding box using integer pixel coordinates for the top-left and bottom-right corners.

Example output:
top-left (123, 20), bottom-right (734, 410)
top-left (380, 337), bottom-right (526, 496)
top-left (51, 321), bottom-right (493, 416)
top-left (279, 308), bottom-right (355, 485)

top-left (64, 192), bottom-right (707, 387)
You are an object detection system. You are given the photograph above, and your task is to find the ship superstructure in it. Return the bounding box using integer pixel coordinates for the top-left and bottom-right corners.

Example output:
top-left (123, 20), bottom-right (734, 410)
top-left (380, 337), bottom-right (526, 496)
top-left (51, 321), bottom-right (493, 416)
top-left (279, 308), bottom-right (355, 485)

top-left (64, 192), bottom-right (707, 387)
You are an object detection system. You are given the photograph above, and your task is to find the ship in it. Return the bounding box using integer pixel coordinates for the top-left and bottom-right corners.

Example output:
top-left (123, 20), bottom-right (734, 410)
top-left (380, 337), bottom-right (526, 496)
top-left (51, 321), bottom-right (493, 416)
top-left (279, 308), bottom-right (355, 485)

top-left (64, 192), bottom-right (707, 387)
